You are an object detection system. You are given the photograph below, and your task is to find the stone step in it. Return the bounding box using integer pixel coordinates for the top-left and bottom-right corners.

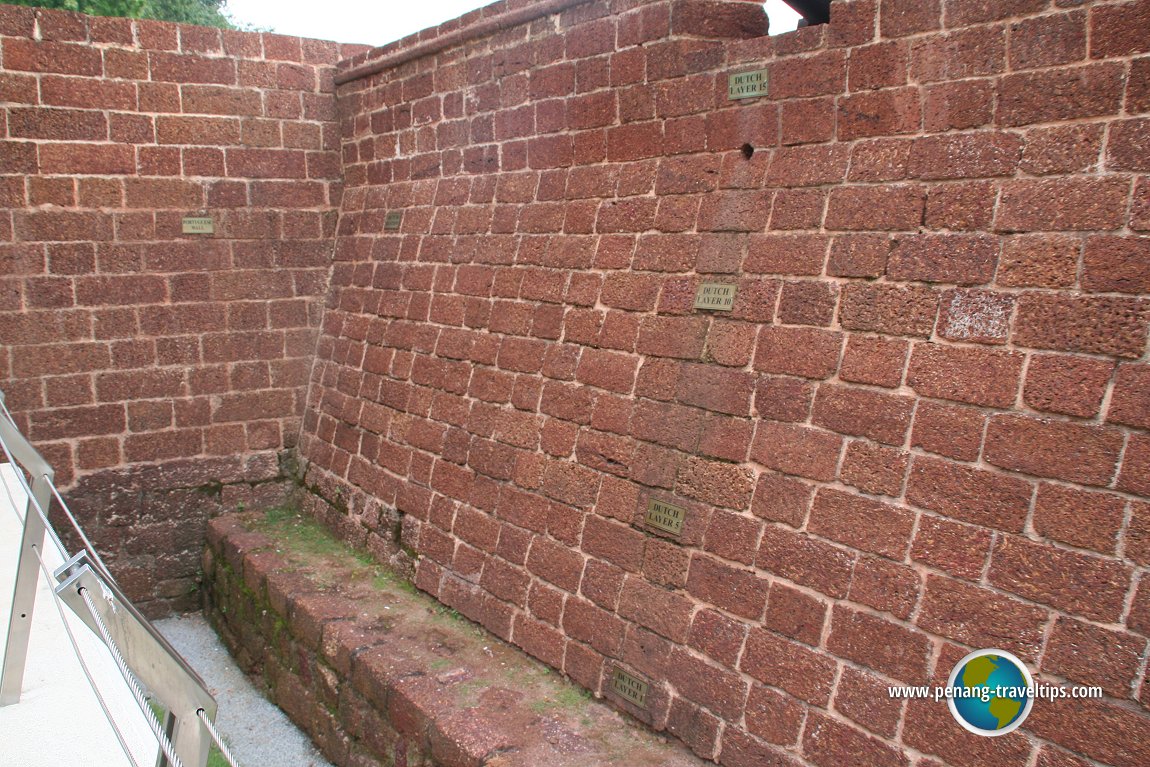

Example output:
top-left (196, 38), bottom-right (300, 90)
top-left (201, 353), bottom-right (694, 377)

top-left (203, 511), bottom-right (710, 767)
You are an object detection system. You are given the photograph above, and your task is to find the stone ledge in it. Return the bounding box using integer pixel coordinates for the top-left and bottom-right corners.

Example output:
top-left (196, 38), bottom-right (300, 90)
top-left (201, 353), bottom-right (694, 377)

top-left (203, 512), bottom-right (708, 767)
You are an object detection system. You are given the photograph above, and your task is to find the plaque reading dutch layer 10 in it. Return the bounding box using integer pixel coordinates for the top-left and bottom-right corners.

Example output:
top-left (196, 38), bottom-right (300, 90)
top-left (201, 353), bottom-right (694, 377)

top-left (384, 211), bottom-right (403, 231)
top-left (728, 68), bottom-right (769, 100)
top-left (181, 216), bottom-right (214, 234)
top-left (611, 669), bottom-right (649, 708)
top-left (645, 498), bottom-right (686, 536)
top-left (694, 282), bottom-right (737, 311)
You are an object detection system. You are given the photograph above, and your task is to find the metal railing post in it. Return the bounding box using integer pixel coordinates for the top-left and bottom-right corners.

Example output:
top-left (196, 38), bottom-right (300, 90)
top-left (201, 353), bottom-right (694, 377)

top-left (0, 392), bottom-right (54, 706)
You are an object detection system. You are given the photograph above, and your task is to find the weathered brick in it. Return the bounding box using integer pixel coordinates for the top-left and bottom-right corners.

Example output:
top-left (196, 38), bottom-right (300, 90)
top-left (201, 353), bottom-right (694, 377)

top-left (751, 422), bottom-right (842, 482)
top-left (740, 628), bottom-right (836, 706)
top-left (839, 335), bottom-right (908, 389)
top-left (989, 535), bottom-right (1132, 623)
top-left (825, 184), bottom-right (925, 231)
top-left (686, 554), bottom-right (767, 620)
top-left (997, 234), bottom-right (1080, 288)
top-left (811, 384), bottom-right (914, 446)
top-left (1034, 484), bottom-right (1125, 556)
top-left (1090, 0), bottom-right (1150, 58)
top-left (997, 177), bottom-right (1129, 232)
top-left (1013, 294), bottom-right (1147, 359)
top-left (1027, 690), bottom-right (1150, 767)
top-left (1041, 617), bottom-right (1146, 699)
top-left (907, 455), bottom-right (1032, 532)
top-left (917, 575), bottom-right (1048, 661)
top-left (887, 233), bottom-right (998, 286)
top-left (839, 441), bottom-right (908, 498)
top-left (1009, 10), bottom-right (1087, 70)
top-left (907, 343), bottom-right (1023, 408)
top-left (758, 525), bottom-right (856, 599)
top-left (1119, 434), bottom-right (1150, 497)
top-left (840, 284), bottom-right (939, 337)
top-left (881, 0), bottom-right (941, 37)
top-left (808, 488), bottom-right (916, 560)
top-left (1024, 353), bottom-right (1115, 418)
top-left (750, 472), bottom-right (812, 528)
top-left (804, 712), bottom-right (909, 767)
top-left (984, 414), bottom-right (1124, 487)
top-left (618, 575), bottom-right (694, 643)
top-left (1083, 236), bottom-right (1150, 293)
top-left (754, 326), bottom-right (842, 380)
top-left (762, 581), bottom-right (826, 647)
top-left (998, 63), bottom-right (1123, 127)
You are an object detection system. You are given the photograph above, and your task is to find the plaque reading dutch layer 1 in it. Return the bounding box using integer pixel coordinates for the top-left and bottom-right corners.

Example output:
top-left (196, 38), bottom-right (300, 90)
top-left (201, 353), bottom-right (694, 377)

top-left (645, 498), bottom-right (686, 537)
top-left (728, 68), bottom-right (769, 100)
top-left (611, 669), bottom-right (649, 708)
top-left (694, 283), bottom-right (737, 311)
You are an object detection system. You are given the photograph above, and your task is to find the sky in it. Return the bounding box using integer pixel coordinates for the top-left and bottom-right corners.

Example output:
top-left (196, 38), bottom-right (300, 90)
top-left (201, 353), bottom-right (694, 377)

top-left (223, 0), bottom-right (801, 47)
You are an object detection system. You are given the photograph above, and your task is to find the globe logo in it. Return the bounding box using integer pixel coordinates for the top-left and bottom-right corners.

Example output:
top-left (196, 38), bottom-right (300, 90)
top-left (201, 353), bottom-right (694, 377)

top-left (946, 649), bottom-right (1034, 736)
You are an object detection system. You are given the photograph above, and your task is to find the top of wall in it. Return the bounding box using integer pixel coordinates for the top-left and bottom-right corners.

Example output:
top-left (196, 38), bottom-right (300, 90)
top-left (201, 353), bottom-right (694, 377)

top-left (335, 0), bottom-right (772, 86)
top-left (0, 2), bottom-right (369, 78)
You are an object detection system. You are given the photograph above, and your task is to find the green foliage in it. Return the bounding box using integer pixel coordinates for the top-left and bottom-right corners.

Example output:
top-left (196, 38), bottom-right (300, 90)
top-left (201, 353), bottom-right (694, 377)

top-left (9, 0), bottom-right (238, 29)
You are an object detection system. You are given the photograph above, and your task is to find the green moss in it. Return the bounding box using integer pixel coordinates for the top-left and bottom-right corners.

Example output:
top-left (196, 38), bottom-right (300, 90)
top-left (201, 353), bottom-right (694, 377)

top-left (528, 683), bottom-right (591, 715)
top-left (254, 507), bottom-right (350, 561)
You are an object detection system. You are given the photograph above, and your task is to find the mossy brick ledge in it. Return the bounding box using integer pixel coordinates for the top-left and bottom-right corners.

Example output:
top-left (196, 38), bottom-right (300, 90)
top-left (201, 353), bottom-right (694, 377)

top-left (203, 513), bottom-right (707, 767)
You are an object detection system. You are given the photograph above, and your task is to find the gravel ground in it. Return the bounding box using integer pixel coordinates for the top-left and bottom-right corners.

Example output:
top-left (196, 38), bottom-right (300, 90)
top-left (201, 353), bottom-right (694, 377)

top-left (155, 612), bottom-right (333, 767)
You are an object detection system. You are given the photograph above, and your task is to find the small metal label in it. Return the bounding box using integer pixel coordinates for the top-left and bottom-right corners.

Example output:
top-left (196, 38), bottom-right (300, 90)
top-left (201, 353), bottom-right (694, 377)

top-left (645, 498), bottom-right (686, 537)
top-left (611, 669), bottom-right (649, 708)
top-left (181, 216), bottom-right (214, 234)
top-left (694, 283), bottom-right (737, 312)
top-left (728, 68), bottom-right (770, 100)
top-left (384, 211), bottom-right (403, 231)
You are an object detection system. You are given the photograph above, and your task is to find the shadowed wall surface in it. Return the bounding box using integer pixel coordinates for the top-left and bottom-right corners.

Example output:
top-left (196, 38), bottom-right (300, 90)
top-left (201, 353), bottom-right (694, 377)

top-left (0, 3), bottom-right (367, 610)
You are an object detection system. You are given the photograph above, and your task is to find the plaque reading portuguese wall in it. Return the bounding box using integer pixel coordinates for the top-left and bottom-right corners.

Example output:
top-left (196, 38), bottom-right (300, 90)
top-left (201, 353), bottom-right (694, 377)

top-left (728, 68), bottom-right (769, 100)
top-left (384, 211), bottom-right (403, 231)
top-left (694, 283), bottom-right (737, 311)
top-left (181, 216), bottom-right (214, 234)
top-left (611, 669), bottom-right (649, 708)
top-left (645, 498), bottom-right (686, 536)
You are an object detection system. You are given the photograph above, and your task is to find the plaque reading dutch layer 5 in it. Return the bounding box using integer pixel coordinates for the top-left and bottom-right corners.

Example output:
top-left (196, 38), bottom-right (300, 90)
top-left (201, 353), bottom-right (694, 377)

top-left (645, 498), bottom-right (686, 536)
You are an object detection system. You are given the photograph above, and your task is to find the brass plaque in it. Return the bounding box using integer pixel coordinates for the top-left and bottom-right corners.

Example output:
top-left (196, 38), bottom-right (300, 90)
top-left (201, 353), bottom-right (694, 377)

top-left (694, 283), bottom-right (737, 312)
top-left (384, 211), bottom-right (403, 231)
top-left (181, 216), bottom-right (214, 234)
top-left (611, 669), bottom-right (649, 708)
top-left (728, 68), bottom-right (770, 100)
top-left (645, 498), bottom-right (686, 537)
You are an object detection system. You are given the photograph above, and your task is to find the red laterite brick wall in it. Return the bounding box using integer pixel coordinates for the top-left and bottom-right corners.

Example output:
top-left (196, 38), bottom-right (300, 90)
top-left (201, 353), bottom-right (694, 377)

top-left (297, 0), bottom-right (1150, 765)
top-left (2, 0), bottom-right (1150, 763)
top-left (0, 3), bottom-right (367, 611)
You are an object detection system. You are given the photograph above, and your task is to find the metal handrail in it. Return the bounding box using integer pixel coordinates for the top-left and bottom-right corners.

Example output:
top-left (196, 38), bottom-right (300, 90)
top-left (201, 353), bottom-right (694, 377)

top-left (0, 390), bottom-right (227, 767)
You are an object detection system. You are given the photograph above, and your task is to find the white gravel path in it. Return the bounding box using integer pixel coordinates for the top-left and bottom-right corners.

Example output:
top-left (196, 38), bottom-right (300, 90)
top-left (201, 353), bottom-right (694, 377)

top-left (155, 612), bottom-right (333, 767)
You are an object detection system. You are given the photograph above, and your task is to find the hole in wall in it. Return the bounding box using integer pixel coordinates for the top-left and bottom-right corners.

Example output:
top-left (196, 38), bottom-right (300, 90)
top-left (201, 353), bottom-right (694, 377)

top-left (741, 144), bottom-right (755, 160)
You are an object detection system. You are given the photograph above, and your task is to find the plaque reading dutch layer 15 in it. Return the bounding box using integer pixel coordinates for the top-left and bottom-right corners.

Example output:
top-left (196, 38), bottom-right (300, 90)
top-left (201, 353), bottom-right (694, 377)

top-left (611, 669), bottom-right (649, 708)
top-left (728, 68), bottom-right (769, 100)
top-left (694, 282), bottom-right (737, 311)
top-left (645, 498), bottom-right (686, 536)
